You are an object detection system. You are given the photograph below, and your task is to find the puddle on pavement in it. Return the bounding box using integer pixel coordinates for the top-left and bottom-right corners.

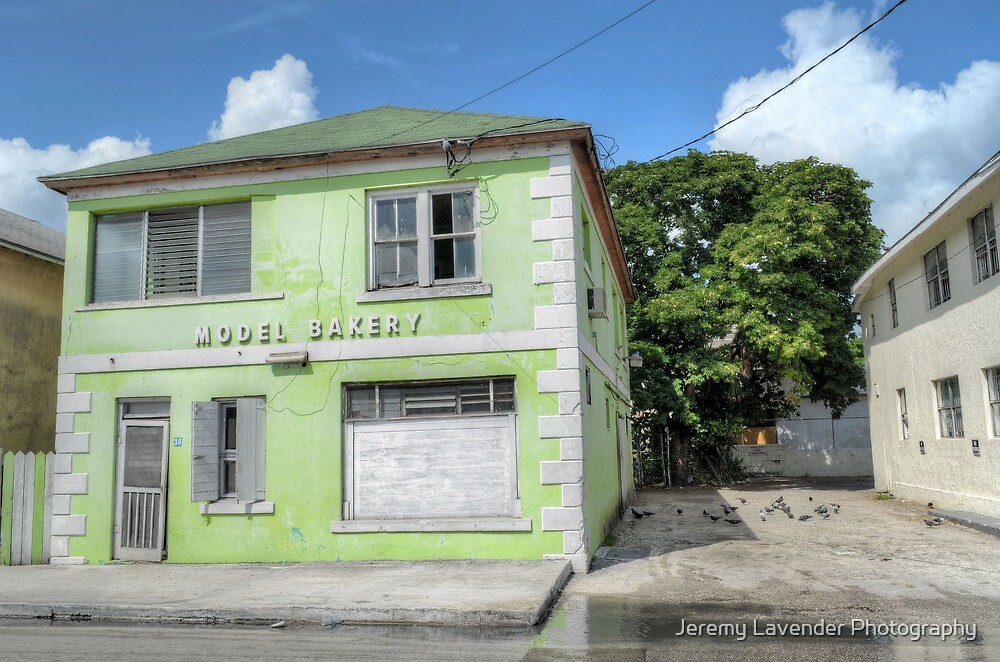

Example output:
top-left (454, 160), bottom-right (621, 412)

top-left (529, 595), bottom-right (992, 659)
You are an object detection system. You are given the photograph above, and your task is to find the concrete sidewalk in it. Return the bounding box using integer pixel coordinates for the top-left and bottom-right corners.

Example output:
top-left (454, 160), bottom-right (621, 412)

top-left (0, 559), bottom-right (572, 628)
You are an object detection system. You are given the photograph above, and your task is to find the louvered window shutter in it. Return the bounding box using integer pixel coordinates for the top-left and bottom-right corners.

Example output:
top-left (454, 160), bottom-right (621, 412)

top-left (236, 397), bottom-right (266, 502)
top-left (145, 206), bottom-right (199, 298)
top-left (191, 401), bottom-right (221, 502)
top-left (202, 202), bottom-right (252, 295)
top-left (92, 212), bottom-right (143, 303)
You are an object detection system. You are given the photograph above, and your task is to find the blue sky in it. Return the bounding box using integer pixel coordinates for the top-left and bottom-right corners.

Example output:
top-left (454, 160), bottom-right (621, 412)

top-left (2, 0), bottom-right (999, 242)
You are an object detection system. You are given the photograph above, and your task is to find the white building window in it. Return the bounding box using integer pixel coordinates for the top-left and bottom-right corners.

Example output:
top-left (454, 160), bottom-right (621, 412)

top-left (972, 206), bottom-right (998, 283)
top-left (934, 376), bottom-right (963, 438)
top-left (369, 185), bottom-right (479, 290)
top-left (92, 202), bottom-right (251, 303)
top-left (888, 278), bottom-right (898, 328)
top-left (924, 241), bottom-right (950, 309)
top-left (897, 388), bottom-right (909, 440)
top-left (987, 367), bottom-right (1000, 437)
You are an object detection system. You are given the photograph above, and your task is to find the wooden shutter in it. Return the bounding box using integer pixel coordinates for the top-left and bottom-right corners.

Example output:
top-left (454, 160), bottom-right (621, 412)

top-left (202, 202), bottom-right (252, 295)
top-left (145, 207), bottom-right (199, 298)
top-left (92, 212), bottom-right (143, 303)
top-left (236, 397), bottom-right (266, 502)
top-left (191, 401), bottom-right (221, 502)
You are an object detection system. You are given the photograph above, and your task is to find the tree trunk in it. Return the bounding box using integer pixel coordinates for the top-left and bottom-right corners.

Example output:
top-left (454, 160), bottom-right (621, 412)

top-left (669, 426), bottom-right (689, 485)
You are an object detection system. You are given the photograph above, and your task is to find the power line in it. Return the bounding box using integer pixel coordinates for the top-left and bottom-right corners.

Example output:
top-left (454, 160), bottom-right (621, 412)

top-left (375, 0), bottom-right (660, 146)
top-left (650, 0), bottom-right (910, 161)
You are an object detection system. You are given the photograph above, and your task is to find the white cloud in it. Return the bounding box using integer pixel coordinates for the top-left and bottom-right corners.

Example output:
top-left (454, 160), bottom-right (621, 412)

top-left (710, 2), bottom-right (1000, 243)
top-left (208, 53), bottom-right (319, 141)
top-left (0, 136), bottom-right (151, 231)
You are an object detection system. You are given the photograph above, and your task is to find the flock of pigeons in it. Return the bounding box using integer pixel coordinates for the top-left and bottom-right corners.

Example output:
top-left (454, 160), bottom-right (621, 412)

top-left (632, 494), bottom-right (846, 526)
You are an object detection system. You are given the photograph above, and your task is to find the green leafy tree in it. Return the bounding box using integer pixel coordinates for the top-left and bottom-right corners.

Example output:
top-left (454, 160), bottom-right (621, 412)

top-left (607, 151), bottom-right (884, 482)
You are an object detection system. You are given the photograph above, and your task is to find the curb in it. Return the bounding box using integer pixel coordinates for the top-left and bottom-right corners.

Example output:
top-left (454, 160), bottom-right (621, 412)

top-left (928, 509), bottom-right (1000, 538)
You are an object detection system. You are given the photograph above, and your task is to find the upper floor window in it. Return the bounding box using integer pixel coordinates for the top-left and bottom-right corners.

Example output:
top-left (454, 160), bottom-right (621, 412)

top-left (987, 367), bottom-right (1000, 437)
top-left (91, 202), bottom-right (251, 303)
top-left (369, 185), bottom-right (479, 290)
top-left (924, 241), bottom-right (950, 309)
top-left (934, 376), bottom-right (963, 438)
top-left (888, 278), bottom-right (898, 328)
top-left (971, 205), bottom-right (998, 283)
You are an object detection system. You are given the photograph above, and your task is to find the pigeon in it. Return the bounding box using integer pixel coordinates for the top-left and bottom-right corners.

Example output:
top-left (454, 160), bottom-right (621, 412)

top-left (703, 509), bottom-right (710, 517)
top-left (630, 507), bottom-right (644, 519)
top-left (722, 505), bottom-right (732, 515)
top-left (730, 505), bottom-right (739, 512)
top-left (738, 497), bottom-right (747, 504)
top-left (820, 512), bottom-right (830, 519)
top-left (709, 515), bottom-right (722, 522)
top-left (814, 505), bottom-right (828, 514)
top-left (759, 510), bottom-right (766, 521)
top-left (676, 508), bottom-right (683, 515)
top-left (808, 496), bottom-right (814, 502)
top-left (832, 506), bottom-right (840, 514)
top-left (830, 502), bottom-right (841, 508)
top-left (724, 518), bottom-right (740, 525)
top-left (799, 515), bottom-right (812, 521)
top-left (775, 496), bottom-right (784, 504)
top-left (787, 511), bottom-right (794, 519)
top-left (923, 518), bottom-right (942, 527)
top-left (927, 502), bottom-right (934, 508)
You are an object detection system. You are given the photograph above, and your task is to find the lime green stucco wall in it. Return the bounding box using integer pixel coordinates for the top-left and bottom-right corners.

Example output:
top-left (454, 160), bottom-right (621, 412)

top-left (59, 152), bottom-right (633, 565)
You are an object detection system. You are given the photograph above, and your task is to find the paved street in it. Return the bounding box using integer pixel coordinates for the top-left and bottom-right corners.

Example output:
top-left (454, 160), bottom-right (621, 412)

top-left (2, 479), bottom-right (998, 660)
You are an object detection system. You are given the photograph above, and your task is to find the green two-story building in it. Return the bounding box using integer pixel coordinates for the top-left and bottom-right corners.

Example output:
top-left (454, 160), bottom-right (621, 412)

top-left (40, 106), bottom-right (635, 571)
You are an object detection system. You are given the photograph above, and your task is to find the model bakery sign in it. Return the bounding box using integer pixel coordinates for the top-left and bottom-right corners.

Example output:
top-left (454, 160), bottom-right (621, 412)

top-left (195, 313), bottom-right (421, 346)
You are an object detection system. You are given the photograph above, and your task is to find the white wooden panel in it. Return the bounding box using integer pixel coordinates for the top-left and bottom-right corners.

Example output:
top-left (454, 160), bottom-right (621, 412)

top-left (350, 415), bottom-right (516, 520)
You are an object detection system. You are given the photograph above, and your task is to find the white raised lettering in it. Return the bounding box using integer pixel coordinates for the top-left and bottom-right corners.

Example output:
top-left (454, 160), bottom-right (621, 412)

top-left (196, 327), bottom-right (210, 346)
top-left (329, 317), bottom-right (342, 337)
top-left (309, 319), bottom-right (322, 338)
top-left (406, 312), bottom-right (420, 333)
top-left (275, 322), bottom-right (286, 341)
top-left (368, 316), bottom-right (380, 335)
top-left (386, 314), bottom-right (399, 334)
top-left (350, 317), bottom-right (363, 336)
top-left (238, 324), bottom-right (251, 342)
top-left (218, 325), bottom-right (232, 343)
top-left (258, 322), bottom-right (270, 342)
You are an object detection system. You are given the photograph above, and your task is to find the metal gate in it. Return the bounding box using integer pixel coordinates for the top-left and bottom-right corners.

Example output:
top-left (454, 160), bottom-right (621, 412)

top-left (114, 420), bottom-right (168, 561)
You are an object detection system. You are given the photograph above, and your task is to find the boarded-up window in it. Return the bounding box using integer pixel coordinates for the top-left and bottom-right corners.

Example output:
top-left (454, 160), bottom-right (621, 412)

top-left (346, 416), bottom-right (518, 519)
top-left (92, 201), bottom-right (251, 303)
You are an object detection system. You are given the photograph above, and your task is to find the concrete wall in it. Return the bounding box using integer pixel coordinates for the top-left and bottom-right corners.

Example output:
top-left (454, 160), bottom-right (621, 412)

top-left (0, 246), bottom-right (63, 453)
top-left (857, 162), bottom-right (1000, 515)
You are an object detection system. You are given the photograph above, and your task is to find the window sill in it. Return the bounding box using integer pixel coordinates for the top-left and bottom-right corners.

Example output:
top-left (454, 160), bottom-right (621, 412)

top-left (201, 500), bottom-right (275, 515)
top-left (355, 282), bottom-right (491, 303)
top-left (330, 517), bottom-right (531, 533)
top-left (77, 292), bottom-right (284, 312)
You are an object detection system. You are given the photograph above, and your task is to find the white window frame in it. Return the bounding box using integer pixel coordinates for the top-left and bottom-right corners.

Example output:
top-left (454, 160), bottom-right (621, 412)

top-left (888, 278), bottom-right (898, 328)
top-left (971, 205), bottom-right (998, 284)
top-left (934, 376), bottom-right (963, 438)
top-left (924, 241), bottom-right (950, 309)
top-left (986, 367), bottom-right (1000, 438)
top-left (896, 388), bottom-right (909, 440)
top-left (92, 201), bottom-right (252, 303)
top-left (367, 183), bottom-right (481, 291)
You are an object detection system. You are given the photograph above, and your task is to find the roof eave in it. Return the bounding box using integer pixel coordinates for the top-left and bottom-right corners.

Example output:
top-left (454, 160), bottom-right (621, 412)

top-left (39, 126), bottom-right (592, 195)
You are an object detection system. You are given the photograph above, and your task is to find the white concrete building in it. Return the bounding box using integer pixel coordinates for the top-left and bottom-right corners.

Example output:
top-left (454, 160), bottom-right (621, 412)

top-left (853, 150), bottom-right (1000, 515)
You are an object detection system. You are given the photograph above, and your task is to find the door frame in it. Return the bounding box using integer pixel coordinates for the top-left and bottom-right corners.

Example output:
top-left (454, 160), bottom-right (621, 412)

top-left (113, 418), bottom-right (169, 561)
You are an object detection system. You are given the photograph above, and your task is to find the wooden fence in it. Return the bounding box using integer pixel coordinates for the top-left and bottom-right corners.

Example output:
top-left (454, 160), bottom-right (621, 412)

top-left (0, 450), bottom-right (54, 565)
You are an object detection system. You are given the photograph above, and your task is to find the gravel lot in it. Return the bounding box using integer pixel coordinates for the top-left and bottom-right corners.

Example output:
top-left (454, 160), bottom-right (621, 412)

top-left (564, 478), bottom-right (1000, 640)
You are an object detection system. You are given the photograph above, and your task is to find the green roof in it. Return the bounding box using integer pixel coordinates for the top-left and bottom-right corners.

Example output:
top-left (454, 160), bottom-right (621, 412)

top-left (44, 106), bottom-right (587, 181)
